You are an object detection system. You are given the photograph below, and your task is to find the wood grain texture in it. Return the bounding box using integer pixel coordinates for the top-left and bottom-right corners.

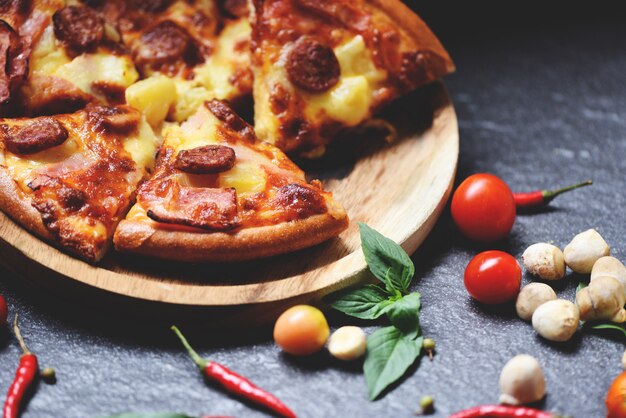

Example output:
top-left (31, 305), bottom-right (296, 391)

top-left (0, 82), bottom-right (458, 313)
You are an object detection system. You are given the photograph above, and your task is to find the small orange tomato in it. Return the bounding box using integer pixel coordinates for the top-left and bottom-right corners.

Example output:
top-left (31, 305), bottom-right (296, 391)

top-left (606, 372), bottom-right (626, 418)
top-left (273, 305), bottom-right (329, 356)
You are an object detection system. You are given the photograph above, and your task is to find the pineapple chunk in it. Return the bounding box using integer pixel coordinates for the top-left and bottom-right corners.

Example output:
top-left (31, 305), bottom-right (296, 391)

top-left (306, 76), bottom-right (371, 126)
top-left (219, 162), bottom-right (266, 195)
top-left (126, 77), bottom-right (177, 128)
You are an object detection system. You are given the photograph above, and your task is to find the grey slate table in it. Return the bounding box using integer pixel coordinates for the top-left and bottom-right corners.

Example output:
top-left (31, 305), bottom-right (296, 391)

top-left (1, 2), bottom-right (625, 417)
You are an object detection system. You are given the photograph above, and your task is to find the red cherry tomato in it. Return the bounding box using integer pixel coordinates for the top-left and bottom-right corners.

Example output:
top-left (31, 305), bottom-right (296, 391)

top-left (451, 173), bottom-right (516, 242)
top-left (464, 250), bottom-right (521, 304)
top-left (0, 294), bottom-right (7, 326)
top-left (606, 372), bottom-right (626, 418)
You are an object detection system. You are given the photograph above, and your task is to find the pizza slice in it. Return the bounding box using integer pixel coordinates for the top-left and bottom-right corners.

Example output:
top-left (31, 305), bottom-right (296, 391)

top-left (95, 0), bottom-right (253, 123)
top-left (0, 105), bottom-right (161, 261)
top-left (250, 0), bottom-right (455, 156)
top-left (114, 100), bottom-right (348, 262)
top-left (1, 1), bottom-right (139, 117)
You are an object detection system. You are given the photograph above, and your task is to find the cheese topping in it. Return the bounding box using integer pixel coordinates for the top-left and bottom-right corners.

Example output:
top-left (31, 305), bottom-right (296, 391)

top-left (123, 116), bottom-right (162, 171)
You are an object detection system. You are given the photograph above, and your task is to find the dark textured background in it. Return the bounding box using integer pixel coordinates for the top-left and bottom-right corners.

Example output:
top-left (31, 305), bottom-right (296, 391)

top-left (1, 2), bottom-right (625, 417)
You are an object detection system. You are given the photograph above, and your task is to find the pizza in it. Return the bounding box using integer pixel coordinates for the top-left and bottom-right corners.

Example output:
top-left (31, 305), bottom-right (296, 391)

top-left (114, 100), bottom-right (348, 261)
top-left (1, 0), bottom-right (452, 264)
top-left (250, 0), bottom-right (454, 156)
top-left (0, 105), bottom-right (159, 261)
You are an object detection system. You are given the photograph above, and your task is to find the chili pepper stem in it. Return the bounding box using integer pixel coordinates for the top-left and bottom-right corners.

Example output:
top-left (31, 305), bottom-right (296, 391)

top-left (13, 314), bottom-right (31, 355)
top-left (542, 180), bottom-right (592, 202)
top-left (171, 326), bottom-right (208, 369)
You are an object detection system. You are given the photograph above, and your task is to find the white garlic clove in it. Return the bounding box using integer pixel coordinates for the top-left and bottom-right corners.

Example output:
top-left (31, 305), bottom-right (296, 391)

top-left (327, 326), bottom-right (367, 361)
top-left (532, 299), bottom-right (580, 342)
top-left (576, 276), bottom-right (626, 323)
top-left (499, 354), bottom-right (546, 405)
top-left (563, 229), bottom-right (610, 274)
top-left (516, 283), bottom-right (558, 321)
top-left (521, 243), bottom-right (566, 280)
top-left (591, 256), bottom-right (626, 293)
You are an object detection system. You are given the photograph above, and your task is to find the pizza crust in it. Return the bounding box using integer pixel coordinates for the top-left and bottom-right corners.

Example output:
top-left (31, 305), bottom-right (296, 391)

top-left (370, 0), bottom-right (455, 73)
top-left (113, 210), bottom-right (349, 262)
top-left (0, 166), bottom-right (52, 241)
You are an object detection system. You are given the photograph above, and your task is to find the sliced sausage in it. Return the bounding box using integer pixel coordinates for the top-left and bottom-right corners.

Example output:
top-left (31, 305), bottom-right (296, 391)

top-left (87, 105), bottom-right (140, 134)
top-left (1, 117), bottom-right (69, 155)
top-left (174, 145), bottom-right (236, 175)
top-left (53, 6), bottom-right (104, 53)
top-left (205, 99), bottom-right (256, 142)
top-left (135, 20), bottom-right (193, 66)
top-left (286, 37), bottom-right (340, 93)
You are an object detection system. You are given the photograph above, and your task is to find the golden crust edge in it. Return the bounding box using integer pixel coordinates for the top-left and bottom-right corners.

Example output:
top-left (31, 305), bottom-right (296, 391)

top-left (369, 0), bottom-right (456, 74)
top-left (113, 209), bottom-right (350, 262)
top-left (0, 166), bottom-right (52, 242)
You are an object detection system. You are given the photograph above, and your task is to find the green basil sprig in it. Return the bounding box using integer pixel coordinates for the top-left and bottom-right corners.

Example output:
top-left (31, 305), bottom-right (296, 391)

top-left (327, 223), bottom-right (425, 400)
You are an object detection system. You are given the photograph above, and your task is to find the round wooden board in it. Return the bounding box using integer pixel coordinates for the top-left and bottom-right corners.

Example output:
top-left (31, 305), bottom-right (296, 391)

top-left (0, 82), bottom-right (458, 319)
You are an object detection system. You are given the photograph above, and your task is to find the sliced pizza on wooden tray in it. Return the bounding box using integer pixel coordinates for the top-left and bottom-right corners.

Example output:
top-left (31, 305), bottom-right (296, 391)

top-left (94, 0), bottom-right (253, 123)
top-left (0, 105), bottom-right (160, 261)
top-left (114, 100), bottom-right (349, 262)
top-left (250, 0), bottom-right (454, 156)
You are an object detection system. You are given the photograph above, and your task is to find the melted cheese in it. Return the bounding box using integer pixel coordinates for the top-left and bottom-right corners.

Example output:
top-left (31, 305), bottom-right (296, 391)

top-left (218, 161), bottom-right (266, 195)
top-left (194, 19), bottom-right (251, 100)
top-left (126, 77), bottom-right (177, 128)
top-left (123, 117), bottom-right (162, 171)
top-left (171, 19), bottom-right (251, 122)
top-left (53, 53), bottom-right (139, 99)
top-left (30, 25), bottom-right (139, 101)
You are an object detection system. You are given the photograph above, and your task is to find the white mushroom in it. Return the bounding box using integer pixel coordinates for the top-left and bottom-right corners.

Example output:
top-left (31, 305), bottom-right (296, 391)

top-left (516, 283), bottom-right (558, 321)
top-left (521, 243), bottom-right (566, 280)
top-left (327, 326), bottom-right (367, 361)
top-left (563, 229), bottom-right (610, 274)
top-left (576, 276), bottom-right (626, 323)
top-left (532, 299), bottom-right (580, 342)
top-left (591, 256), bottom-right (626, 292)
top-left (499, 354), bottom-right (546, 405)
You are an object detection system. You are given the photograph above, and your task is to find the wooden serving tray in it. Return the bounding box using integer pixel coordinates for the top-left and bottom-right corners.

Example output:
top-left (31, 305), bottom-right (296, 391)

top-left (0, 82), bottom-right (458, 322)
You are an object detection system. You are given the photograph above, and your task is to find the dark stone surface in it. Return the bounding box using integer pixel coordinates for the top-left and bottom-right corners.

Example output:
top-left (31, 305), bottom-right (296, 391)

top-left (1, 2), bottom-right (625, 417)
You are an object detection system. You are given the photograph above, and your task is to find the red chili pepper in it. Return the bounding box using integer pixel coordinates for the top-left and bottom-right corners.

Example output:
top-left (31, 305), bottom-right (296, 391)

top-left (171, 326), bottom-right (297, 418)
top-left (449, 404), bottom-right (569, 418)
top-left (3, 315), bottom-right (39, 418)
top-left (513, 180), bottom-right (592, 208)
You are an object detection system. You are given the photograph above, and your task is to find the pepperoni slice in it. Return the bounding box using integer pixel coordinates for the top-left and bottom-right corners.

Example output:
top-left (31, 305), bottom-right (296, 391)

top-left (1, 117), bottom-right (69, 155)
top-left (87, 105), bottom-right (140, 134)
top-left (174, 145), bottom-right (236, 175)
top-left (53, 6), bottom-right (104, 53)
top-left (286, 38), bottom-right (340, 93)
top-left (135, 20), bottom-right (193, 66)
top-left (205, 99), bottom-right (256, 142)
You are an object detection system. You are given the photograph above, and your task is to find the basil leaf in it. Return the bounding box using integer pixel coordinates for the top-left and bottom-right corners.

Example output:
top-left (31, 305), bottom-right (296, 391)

top-left (103, 414), bottom-right (196, 418)
top-left (591, 323), bottom-right (626, 338)
top-left (576, 281), bottom-right (588, 294)
top-left (385, 292), bottom-right (421, 339)
top-left (364, 326), bottom-right (424, 400)
top-left (327, 284), bottom-right (394, 319)
top-left (359, 223), bottom-right (414, 294)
